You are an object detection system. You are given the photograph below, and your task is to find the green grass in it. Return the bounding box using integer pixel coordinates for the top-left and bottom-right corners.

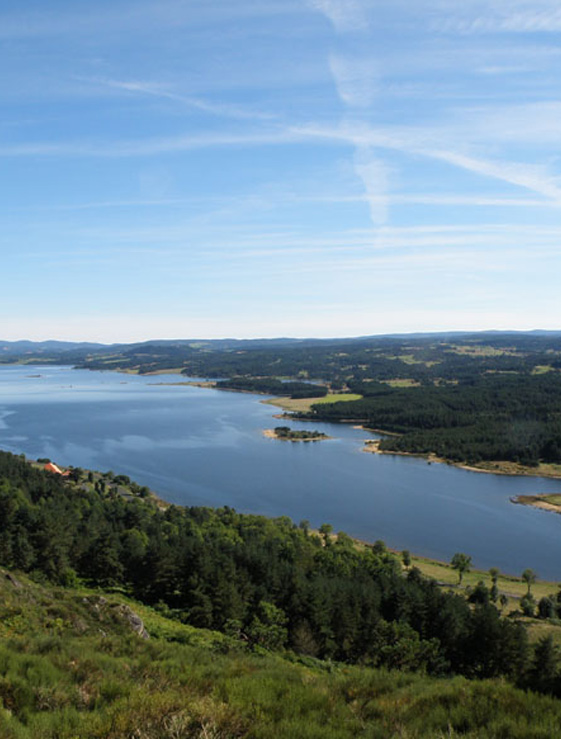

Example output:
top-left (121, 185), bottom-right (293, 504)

top-left (2, 570), bottom-right (561, 738)
top-left (445, 344), bottom-right (520, 357)
top-left (405, 551), bottom-right (561, 640)
top-left (310, 393), bottom-right (362, 404)
top-left (263, 393), bottom-right (362, 413)
top-left (381, 379), bottom-right (420, 388)
top-left (408, 552), bottom-right (556, 596)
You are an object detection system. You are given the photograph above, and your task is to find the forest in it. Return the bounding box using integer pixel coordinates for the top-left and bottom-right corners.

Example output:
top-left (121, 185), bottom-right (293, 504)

top-left (67, 332), bottom-right (561, 383)
top-left (0, 450), bottom-right (560, 694)
top-left (216, 377), bottom-right (327, 398)
top-left (307, 374), bottom-right (561, 466)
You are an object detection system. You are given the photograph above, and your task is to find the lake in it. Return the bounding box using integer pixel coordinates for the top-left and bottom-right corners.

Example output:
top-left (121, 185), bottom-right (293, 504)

top-left (2, 364), bottom-right (561, 579)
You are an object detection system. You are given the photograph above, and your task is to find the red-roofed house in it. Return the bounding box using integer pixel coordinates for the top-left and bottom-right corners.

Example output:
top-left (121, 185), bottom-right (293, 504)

top-left (44, 462), bottom-right (69, 476)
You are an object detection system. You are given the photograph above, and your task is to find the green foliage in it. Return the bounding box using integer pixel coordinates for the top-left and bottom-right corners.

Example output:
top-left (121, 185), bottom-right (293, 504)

top-left (310, 373), bottom-right (561, 467)
top-left (520, 594), bottom-right (536, 617)
top-left (273, 426), bottom-right (328, 440)
top-left (523, 636), bottom-right (561, 696)
top-left (0, 450), bottom-right (559, 715)
top-left (218, 377), bottom-right (328, 398)
top-left (1, 571), bottom-right (561, 738)
top-left (468, 581), bottom-right (490, 606)
top-left (522, 568), bottom-right (537, 595)
top-left (451, 553), bottom-right (472, 584)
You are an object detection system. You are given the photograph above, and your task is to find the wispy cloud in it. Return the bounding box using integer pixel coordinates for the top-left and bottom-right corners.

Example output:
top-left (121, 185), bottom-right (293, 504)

top-left (420, 148), bottom-right (561, 202)
top-left (89, 78), bottom-right (275, 121)
top-left (12, 191), bottom-right (559, 215)
top-left (308, 1), bottom-right (392, 229)
top-left (434, 5), bottom-right (561, 34)
top-left (453, 101), bottom-right (561, 146)
top-left (294, 121), bottom-right (561, 203)
top-left (352, 147), bottom-right (391, 225)
top-left (0, 128), bottom-right (302, 158)
top-left (307, 0), bottom-right (370, 33)
top-left (328, 54), bottom-right (379, 108)
top-left (0, 1), bottom-right (306, 40)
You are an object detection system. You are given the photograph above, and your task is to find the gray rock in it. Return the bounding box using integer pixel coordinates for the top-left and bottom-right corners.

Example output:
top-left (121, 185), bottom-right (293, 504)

top-left (112, 603), bottom-right (150, 639)
top-left (4, 572), bottom-right (22, 589)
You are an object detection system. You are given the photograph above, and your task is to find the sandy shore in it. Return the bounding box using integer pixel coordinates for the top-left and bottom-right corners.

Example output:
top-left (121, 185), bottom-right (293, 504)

top-left (148, 380), bottom-right (217, 388)
top-left (511, 495), bottom-right (561, 515)
top-left (361, 439), bottom-right (561, 479)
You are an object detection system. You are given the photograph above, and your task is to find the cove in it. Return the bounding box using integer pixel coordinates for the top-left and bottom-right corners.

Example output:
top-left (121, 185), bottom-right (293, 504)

top-left (1, 364), bottom-right (561, 579)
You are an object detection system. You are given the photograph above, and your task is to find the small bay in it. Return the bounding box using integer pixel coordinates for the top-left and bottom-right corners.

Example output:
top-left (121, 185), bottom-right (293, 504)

top-left (1, 364), bottom-right (561, 579)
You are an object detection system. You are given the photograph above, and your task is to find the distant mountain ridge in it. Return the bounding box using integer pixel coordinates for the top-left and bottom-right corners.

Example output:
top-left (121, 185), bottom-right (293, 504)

top-left (2, 329), bottom-right (561, 355)
top-left (0, 340), bottom-right (108, 355)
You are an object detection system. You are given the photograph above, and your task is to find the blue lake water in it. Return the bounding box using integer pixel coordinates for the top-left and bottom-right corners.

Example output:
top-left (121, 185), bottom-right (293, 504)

top-left (1, 364), bottom-right (561, 579)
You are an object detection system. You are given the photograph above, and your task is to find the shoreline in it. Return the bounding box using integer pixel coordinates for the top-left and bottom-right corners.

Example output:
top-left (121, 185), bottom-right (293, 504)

top-left (146, 375), bottom-right (561, 481)
top-left (511, 494), bottom-right (561, 515)
top-left (361, 438), bottom-right (561, 480)
top-left (19, 363), bottom-right (561, 482)
top-left (264, 395), bottom-right (561, 480)
top-left (20, 451), bottom-right (561, 592)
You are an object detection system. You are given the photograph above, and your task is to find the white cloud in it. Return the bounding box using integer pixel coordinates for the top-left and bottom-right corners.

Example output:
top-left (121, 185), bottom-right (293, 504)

top-left (328, 54), bottom-right (379, 108)
top-left (433, 4), bottom-right (561, 34)
top-left (0, 128), bottom-right (303, 158)
top-left (90, 77), bottom-right (275, 121)
top-left (294, 122), bottom-right (561, 203)
top-left (352, 147), bottom-right (390, 225)
top-left (454, 101), bottom-right (561, 146)
top-left (307, 0), bottom-right (370, 33)
top-left (421, 148), bottom-right (561, 202)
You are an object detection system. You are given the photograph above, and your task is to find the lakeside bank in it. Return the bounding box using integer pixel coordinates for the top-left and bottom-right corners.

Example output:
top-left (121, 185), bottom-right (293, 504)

top-left (27, 452), bottom-right (561, 620)
top-left (361, 438), bottom-right (561, 481)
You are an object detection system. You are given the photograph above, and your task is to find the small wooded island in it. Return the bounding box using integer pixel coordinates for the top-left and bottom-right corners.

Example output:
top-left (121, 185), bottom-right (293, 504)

top-left (264, 425), bottom-right (330, 441)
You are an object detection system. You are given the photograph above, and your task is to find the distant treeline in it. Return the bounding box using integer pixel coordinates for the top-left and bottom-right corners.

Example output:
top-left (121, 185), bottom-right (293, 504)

top-left (216, 377), bottom-right (327, 398)
top-left (1, 450), bottom-right (559, 693)
top-left (71, 333), bottom-right (561, 385)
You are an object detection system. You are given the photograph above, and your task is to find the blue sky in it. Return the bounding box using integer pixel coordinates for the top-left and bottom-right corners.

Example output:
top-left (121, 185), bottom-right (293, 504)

top-left (3, 0), bottom-right (561, 341)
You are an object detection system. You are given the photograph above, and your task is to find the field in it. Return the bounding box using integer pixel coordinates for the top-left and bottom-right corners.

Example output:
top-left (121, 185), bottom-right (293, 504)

top-left (264, 393), bottom-right (362, 413)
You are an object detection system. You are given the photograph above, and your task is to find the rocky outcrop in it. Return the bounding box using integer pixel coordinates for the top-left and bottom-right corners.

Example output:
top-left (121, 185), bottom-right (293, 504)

top-left (113, 603), bottom-right (150, 640)
top-left (82, 595), bottom-right (150, 639)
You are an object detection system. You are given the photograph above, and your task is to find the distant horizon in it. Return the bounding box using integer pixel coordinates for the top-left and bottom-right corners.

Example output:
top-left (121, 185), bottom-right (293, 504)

top-left (2, 326), bottom-right (561, 348)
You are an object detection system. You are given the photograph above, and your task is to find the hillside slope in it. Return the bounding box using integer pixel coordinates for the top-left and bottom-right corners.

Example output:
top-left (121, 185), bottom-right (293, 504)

top-left (2, 570), bottom-right (561, 738)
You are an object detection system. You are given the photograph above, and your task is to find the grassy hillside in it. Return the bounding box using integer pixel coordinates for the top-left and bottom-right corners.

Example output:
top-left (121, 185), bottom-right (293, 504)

top-left (3, 451), bottom-right (561, 735)
top-left (2, 570), bottom-right (561, 738)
